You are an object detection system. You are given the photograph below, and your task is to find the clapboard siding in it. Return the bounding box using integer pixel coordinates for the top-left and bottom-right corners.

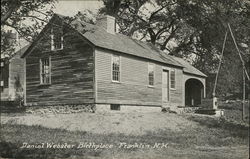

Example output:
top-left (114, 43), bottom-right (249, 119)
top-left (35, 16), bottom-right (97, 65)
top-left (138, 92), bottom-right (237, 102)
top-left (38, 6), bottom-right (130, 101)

top-left (95, 48), bottom-right (183, 106)
top-left (25, 24), bottom-right (94, 106)
top-left (168, 68), bottom-right (183, 106)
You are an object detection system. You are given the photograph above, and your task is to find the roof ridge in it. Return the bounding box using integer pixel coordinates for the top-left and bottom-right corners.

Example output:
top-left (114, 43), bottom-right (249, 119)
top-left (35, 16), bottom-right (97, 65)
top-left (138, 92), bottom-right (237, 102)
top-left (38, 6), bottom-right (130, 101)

top-left (55, 14), bottom-right (208, 74)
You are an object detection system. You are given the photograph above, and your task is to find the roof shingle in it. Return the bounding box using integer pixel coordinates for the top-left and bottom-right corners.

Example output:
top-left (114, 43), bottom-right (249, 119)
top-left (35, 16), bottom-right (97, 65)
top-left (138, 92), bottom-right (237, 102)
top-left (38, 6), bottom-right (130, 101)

top-left (22, 14), bottom-right (206, 78)
top-left (70, 19), bottom-right (182, 67)
top-left (171, 56), bottom-right (207, 77)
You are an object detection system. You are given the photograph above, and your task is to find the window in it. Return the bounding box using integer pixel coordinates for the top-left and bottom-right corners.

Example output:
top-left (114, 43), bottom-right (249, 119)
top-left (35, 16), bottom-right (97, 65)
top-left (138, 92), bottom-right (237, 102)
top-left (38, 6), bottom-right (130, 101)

top-left (170, 69), bottom-right (176, 89)
top-left (110, 104), bottom-right (120, 110)
top-left (51, 27), bottom-right (63, 50)
top-left (0, 81), bottom-right (3, 92)
top-left (0, 61), bottom-right (9, 88)
top-left (148, 63), bottom-right (154, 86)
top-left (112, 55), bottom-right (120, 82)
top-left (0, 61), bottom-right (4, 92)
top-left (40, 57), bottom-right (51, 84)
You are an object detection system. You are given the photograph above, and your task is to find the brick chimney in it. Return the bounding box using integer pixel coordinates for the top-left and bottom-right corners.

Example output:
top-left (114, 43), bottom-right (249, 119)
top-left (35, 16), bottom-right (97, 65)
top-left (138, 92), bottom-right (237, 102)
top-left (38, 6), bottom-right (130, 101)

top-left (96, 15), bottom-right (116, 34)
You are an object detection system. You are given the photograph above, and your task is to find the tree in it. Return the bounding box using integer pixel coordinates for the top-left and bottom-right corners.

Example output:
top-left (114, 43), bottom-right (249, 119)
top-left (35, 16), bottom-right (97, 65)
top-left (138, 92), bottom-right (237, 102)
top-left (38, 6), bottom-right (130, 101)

top-left (179, 0), bottom-right (250, 97)
top-left (100, 0), bottom-right (250, 97)
top-left (1, 0), bottom-right (56, 56)
top-left (74, 10), bottom-right (97, 24)
top-left (100, 0), bottom-right (185, 52)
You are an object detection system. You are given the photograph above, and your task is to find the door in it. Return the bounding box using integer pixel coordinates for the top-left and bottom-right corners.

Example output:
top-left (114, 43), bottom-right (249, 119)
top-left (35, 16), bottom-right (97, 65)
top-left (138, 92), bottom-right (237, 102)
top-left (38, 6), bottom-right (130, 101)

top-left (162, 70), bottom-right (169, 102)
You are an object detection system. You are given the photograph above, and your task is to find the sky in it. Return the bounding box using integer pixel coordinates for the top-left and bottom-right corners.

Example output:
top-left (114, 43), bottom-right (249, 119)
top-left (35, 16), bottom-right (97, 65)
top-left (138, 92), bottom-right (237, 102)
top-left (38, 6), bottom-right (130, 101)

top-left (4, 0), bottom-right (104, 52)
top-left (53, 0), bottom-right (104, 16)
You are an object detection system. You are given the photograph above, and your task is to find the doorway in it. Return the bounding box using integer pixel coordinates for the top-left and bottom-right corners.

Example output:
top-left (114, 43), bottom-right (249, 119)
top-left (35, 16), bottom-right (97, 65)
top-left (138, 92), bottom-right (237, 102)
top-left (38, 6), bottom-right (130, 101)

top-left (185, 78), bottom-right (204, 106)
top-left (162, 70), bottom-right (169, 103)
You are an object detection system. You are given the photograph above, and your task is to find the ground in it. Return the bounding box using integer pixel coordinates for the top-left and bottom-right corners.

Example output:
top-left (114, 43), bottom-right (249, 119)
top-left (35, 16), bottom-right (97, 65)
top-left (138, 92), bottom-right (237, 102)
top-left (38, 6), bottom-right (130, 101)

top-left (0, 111), bottom-right (249, 159)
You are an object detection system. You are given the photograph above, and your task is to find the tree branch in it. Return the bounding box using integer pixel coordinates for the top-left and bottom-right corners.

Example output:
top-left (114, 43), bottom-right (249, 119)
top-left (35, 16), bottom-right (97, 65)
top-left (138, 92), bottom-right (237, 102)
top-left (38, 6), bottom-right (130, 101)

top-left (160, 26), bottom-right (178, 50)
top-left (1, 1), bottom-right (21, 25)
top-left (149, 4), bottom-right (168, 21)
top-left (147, 28), bottom-right (156, 44)
top-left (32, 9), bottom-right (50, 17)
top-left (4, 21), bottom-right (33, 43)
top-left (20, 15), bottom-right (49, 23)
top-left (149, 1), bottom-right (177, 21)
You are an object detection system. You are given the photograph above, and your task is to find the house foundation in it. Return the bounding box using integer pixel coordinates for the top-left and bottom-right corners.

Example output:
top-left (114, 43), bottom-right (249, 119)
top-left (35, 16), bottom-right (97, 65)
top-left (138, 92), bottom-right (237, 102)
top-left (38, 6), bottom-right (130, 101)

top-left (95, 104), bottom-right (162, 113)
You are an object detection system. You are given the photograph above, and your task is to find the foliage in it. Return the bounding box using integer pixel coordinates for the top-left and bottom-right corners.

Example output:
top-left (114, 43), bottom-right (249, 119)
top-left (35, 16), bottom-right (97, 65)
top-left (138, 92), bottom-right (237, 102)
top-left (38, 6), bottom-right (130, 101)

top-left (74, 10), bottom-right (97, 24)
top-left (100, 0), bottom-right (250, 97)
top-left (1, 0), bottom-right (56, 56)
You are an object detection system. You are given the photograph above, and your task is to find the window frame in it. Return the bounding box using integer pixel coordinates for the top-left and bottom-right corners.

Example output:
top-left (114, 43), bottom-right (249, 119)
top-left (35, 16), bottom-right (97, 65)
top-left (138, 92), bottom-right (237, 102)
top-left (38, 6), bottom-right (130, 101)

top-left (40, 56), bottom-right (51, 85)
top-left (111, 54), bottom-right (121, 82)
top-left (148, 63), bottom-right (155, 87)
top-left (0, 81), bottom-right (3, 87)
top-left (0, 61), bottom-right (9, 88)
top-left (51, 27), bottom-right (64, 51)
top-left (110, 104), bottom-right (120, 111)
top-left (170, 69), bottom-right (176, 89)
top-left (0, 81), bottom-right (3, 92)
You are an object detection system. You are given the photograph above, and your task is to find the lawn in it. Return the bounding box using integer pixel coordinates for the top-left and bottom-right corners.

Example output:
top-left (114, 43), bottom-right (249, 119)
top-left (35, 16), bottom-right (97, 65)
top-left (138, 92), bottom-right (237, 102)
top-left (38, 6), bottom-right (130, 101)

top-left (0, 111), bottom-right (249, 159)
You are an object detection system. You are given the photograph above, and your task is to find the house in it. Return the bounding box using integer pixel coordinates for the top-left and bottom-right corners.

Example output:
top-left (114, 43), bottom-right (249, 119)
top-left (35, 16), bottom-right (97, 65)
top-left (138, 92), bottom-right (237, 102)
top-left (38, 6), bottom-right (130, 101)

top-left (21, 14), bottom-right (206, 112)
top-left (1, 45), bottom-right (28, 102)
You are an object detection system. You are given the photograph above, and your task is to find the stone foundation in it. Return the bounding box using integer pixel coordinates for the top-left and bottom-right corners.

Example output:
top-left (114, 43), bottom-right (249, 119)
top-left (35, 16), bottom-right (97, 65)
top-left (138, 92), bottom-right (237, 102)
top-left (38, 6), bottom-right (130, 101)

top-left (175, 106), bottom-right (200, 114)
top-left (95, 104), bottom-right (162, 113)
top-left (25, 104), bottom-right (95, 114)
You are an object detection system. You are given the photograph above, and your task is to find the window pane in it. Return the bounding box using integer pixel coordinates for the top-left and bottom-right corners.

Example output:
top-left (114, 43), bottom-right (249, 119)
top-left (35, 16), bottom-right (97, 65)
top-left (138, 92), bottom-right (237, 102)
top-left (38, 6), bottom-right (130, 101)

top-left (148, 64), bottom-right (154, 86)
top-left (112, 55), bottom-right (120, 81)
top-left (40, 58), bottom-right (51, 84)
top-left (170, 70), bottom-right (175, 88)
top-left (51, 27), bottom-right (63, 50)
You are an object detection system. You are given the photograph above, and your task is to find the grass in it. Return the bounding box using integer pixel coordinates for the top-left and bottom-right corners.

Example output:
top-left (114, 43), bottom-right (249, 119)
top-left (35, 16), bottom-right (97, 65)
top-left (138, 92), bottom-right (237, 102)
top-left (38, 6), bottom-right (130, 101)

top-left (218, 100), bottom-right (250, 122)
top-left (0, 112), bottom-right (249, 159)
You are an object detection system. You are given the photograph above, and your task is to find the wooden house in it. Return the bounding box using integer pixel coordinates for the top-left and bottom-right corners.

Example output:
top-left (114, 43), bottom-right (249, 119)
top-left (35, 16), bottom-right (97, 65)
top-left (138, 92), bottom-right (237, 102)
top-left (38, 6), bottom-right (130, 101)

top-left (21, 14), bottom-right (206, 112)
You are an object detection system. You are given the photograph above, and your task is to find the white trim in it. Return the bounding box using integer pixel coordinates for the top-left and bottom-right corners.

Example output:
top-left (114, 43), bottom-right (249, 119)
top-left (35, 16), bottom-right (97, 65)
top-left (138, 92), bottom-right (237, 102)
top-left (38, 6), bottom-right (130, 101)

top-left (162, 66), bottom-right (170, 102)
top-left (148, 62), bottom-right (155, 87)
top-left (51, 28), bottom-right (54, 51)
top-left (51, 27), bottom-right (63, 51)
top-left (49, 56), bottom-right (52, 84)
top-left (51, 34), bottom-right (55, 51)
top-left (0, 80), bottom-right (3, 86)
top-left (61, 36), bottom-right (64, 50)
top-left (40, 56), bottom-right (51, 85)
top-left (170, 69), bottom-right (176, 90)
top-left (39, 58), bottom-right (42, 84)
top-left (8, 59), bottom-right (10, 89)
top-left (111, 54), bottom-right (121, 82)
top-left (24, 58), bottom-right (26, 105)
top-left (94, 49), bottom-right (97, 103)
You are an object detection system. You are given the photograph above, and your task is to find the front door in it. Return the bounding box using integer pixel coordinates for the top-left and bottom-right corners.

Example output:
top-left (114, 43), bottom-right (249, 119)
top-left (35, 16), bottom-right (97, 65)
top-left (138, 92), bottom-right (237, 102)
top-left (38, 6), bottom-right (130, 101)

top-left (162, 70), bottom-right (169, 103)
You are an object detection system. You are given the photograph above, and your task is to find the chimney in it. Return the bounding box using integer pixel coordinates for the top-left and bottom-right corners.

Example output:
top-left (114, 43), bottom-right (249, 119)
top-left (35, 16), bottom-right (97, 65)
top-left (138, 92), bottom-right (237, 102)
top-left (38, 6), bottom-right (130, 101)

top-left (96, 15), bottom-right (116, 34)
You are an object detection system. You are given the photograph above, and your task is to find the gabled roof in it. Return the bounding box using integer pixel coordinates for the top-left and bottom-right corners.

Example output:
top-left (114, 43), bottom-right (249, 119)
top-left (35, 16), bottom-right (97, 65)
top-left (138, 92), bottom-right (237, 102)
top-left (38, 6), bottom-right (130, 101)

top-left (172, 56), bottom-right (207, 77)
top-left (12, 45), bottom-right (30, 58)
top-left (1, 45), bottom-right (30, 61)
top-left (69, 18), bottom-right (182, 68)
top-left (22, 14), bottom-right (206, 78)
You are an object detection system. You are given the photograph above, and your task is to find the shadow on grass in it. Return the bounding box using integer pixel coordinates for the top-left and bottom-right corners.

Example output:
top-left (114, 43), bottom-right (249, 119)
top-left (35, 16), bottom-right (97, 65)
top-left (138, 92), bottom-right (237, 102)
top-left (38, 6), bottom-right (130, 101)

top-left (1, 121), bottom-right (249, 159)
top-left (0, 140), bottom-right (102, 159)
top-left (0, 141), bottom-right (60, 159)
top-left (0, 124), bottom-right (147, 159)
top-left (186, 115), bottom-right (249, 138)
